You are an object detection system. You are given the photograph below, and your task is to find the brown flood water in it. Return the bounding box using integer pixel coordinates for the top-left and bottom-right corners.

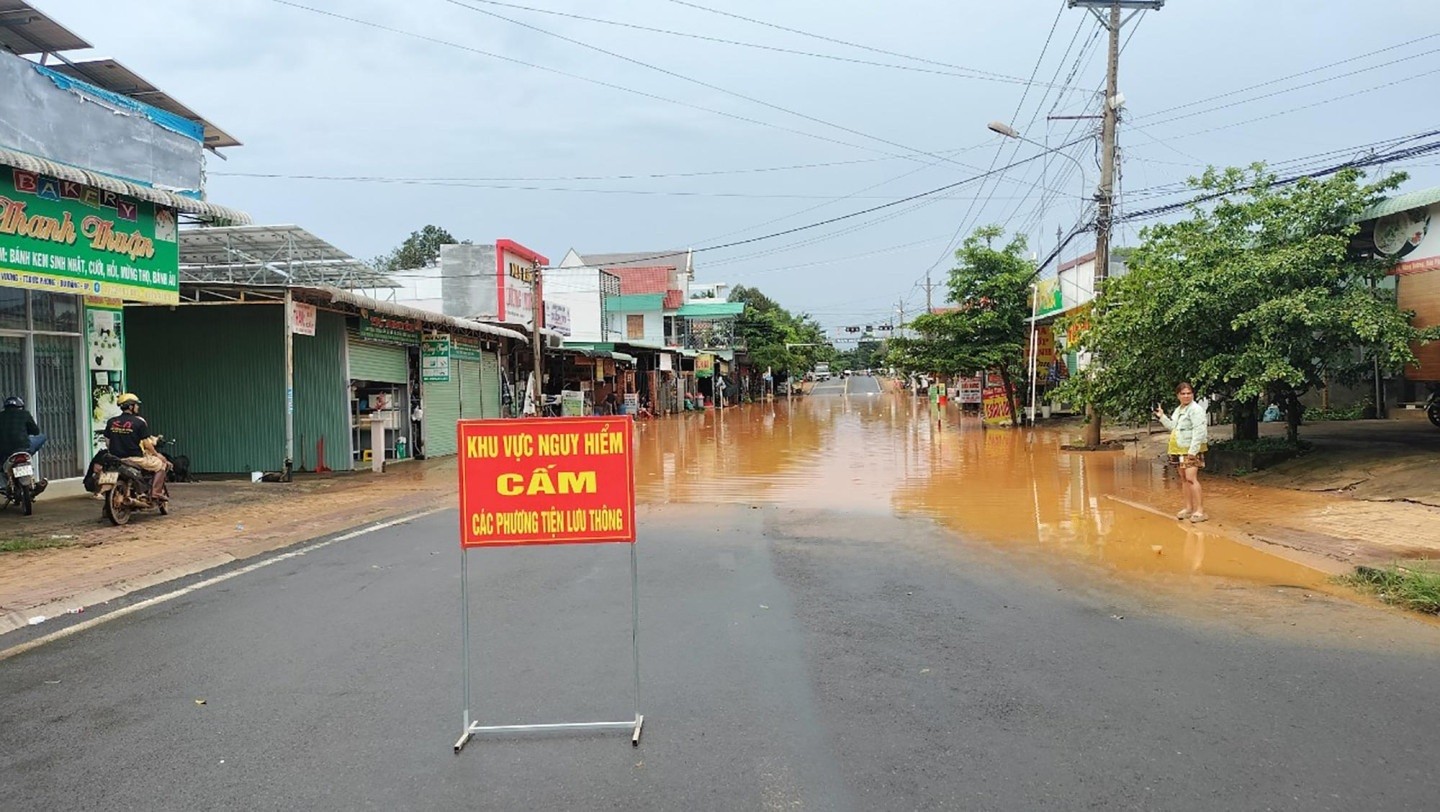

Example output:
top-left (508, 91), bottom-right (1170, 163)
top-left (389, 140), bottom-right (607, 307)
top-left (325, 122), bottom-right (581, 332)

top-left (633, 394), bottom-right (1335, 591)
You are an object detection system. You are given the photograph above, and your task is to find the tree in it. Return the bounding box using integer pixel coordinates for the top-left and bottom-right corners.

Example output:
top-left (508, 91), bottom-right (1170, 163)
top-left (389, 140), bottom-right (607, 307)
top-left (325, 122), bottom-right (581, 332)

top-left (372, 225), bottom-right (469, 272)
top-left (1056, 165), bottom-right (1439, 442)
top-left (886, 226), bottom-right (1035, 425)
top-left (729, 285), bottom-right (835, 379)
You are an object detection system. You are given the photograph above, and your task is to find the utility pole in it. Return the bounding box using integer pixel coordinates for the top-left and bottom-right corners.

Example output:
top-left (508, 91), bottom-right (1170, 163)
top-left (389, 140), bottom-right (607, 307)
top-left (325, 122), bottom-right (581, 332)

top-left (895, 300), bottom-right (907, 339)
top-left (923, 273), bottom-right (936, 315)
top-left (1069, 0), bottom-right (1162, 447)
top-left (531, 264), bottom-right (544, 416)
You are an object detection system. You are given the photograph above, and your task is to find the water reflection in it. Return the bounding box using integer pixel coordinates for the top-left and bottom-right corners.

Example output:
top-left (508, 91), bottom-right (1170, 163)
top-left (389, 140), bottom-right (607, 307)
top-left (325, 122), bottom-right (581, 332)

top-left (634, 395), bottom-right (1329, 588)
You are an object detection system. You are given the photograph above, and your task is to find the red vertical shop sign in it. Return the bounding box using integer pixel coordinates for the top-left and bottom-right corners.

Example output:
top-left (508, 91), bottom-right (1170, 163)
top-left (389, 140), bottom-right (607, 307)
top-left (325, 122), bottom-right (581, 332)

top-left (457, 417), bottom-right (636, 547)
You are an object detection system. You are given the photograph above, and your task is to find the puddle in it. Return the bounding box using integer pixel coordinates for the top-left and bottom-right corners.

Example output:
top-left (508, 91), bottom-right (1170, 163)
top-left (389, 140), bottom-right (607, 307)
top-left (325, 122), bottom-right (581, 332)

top-left (634, 395), bottom-right (1332, 590)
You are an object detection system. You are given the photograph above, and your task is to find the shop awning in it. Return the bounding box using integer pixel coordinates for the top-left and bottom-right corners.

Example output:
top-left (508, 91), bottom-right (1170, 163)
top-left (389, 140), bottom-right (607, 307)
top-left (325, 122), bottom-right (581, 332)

top-left (562, 345), bottom-right (636, 364)
top-left (0, 146), bottom-right (250, 224)
top-left (675, 301), bottom-right (744, 318)
top-left (1355, 185), bottom-right (1440, 223)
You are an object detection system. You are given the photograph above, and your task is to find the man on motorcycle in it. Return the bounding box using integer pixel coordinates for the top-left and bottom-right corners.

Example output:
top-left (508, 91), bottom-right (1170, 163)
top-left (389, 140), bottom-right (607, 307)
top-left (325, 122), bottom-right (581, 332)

top-left (1, 396), bottom-right (47, 492)
top-left (104, 393), bottom-right (168, 501)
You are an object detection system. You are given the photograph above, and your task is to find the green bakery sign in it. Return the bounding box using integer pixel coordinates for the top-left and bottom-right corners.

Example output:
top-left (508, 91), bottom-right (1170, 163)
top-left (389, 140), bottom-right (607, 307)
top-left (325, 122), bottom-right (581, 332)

top-left (0, 168), bottom-right (179, 304)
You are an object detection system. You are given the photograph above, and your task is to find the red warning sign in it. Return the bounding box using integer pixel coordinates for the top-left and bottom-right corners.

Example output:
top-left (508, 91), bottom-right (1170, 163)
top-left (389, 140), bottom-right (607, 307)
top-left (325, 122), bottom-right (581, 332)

top-left (457, 417), bottom-right (636, 547)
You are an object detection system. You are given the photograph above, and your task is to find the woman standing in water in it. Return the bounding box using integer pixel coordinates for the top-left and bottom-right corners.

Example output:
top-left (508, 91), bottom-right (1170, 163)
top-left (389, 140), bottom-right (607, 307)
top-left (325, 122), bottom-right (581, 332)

top-left (1155, 381), bottom-right (1209, 523)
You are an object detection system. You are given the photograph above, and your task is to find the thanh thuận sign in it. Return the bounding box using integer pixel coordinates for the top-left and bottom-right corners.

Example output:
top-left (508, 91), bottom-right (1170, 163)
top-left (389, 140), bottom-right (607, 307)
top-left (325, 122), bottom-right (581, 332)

top-left (458, 417), bottom-right (635, 547)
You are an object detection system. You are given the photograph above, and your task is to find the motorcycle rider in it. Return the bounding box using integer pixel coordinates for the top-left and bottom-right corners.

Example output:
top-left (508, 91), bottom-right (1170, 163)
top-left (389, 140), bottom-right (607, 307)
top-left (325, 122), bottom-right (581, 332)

top-left (104, 393), bottom-right (168, 501)
top-left (1, 396), bottom-right (47, 494)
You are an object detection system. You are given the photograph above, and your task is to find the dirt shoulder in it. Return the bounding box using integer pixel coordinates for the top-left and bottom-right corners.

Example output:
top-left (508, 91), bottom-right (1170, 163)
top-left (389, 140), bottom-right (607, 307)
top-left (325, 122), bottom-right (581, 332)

top-left (0, 460), bottom-right (457, 636)
top-left (1100, 410), bottom-right (1440, 568)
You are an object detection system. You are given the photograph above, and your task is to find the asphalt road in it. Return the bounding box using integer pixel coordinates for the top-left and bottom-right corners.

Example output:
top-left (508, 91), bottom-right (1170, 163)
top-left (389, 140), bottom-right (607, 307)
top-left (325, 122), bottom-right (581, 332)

top-left (811, 373), bottom-right (882, 396)
top-left (3, 502), bottom-right (1438, 810)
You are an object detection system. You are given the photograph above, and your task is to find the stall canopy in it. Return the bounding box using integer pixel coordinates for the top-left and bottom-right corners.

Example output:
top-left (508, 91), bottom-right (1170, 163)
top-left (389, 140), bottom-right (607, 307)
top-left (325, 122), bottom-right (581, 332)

top-left (180, 225), bottom-right (394, 289)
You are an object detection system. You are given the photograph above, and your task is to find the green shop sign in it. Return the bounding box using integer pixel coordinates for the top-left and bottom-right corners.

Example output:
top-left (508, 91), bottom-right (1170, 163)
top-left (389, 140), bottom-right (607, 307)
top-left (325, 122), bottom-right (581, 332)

top-left (0, 167), bottom-right (179, 304)
top-left (356, 310), bottom-right (421, 345)
top-left (422, 335), bottom-right (451, 382)
top-left (450, 338), bottom-right (482, 362)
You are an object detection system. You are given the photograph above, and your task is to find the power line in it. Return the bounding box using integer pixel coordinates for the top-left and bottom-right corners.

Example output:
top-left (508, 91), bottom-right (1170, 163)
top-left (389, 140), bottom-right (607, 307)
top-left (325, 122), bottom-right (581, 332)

top-left (445, 0), bottom-right (1023, 82)
top-left (212, 153), bottom-right (962, 184)
top-left (1137, 45), bottom-right (1440, 129)
top-left (1136, 32), bottom-right (1440, 122)
top-left (267, 0), bottom-right (929, 161)
top-left (921, 1), bottom-right (1071, 282)
top-left (662, 0), bottom-right (1077, 90)
top-left (441, 0), bottom-right (990, 171)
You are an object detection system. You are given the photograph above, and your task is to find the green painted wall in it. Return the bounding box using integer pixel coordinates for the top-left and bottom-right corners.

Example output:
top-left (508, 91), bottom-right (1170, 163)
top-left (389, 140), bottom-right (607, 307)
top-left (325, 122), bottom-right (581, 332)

top-left (294, 310), bottom-right (351, 472)
top-left (127, 304), bottom-right (284, 474)
top-left (127, 304), bottom-right (351, 474)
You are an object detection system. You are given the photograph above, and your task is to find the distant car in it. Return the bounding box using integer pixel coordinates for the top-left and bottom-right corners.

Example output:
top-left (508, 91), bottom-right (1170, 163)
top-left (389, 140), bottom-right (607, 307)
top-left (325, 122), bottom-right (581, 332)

top-left (842, 369), bottom-right (853, 377)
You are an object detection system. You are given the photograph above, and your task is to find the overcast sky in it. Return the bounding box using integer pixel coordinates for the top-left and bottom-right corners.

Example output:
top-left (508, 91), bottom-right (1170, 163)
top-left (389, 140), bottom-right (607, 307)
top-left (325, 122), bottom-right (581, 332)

top-left (54, 0), bottom-right (1440, 333)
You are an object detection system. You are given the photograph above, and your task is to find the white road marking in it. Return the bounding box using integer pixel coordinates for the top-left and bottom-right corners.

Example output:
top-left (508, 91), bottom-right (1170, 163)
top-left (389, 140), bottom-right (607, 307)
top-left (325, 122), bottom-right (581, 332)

top-left (0, 507), bottom-right (449, 662)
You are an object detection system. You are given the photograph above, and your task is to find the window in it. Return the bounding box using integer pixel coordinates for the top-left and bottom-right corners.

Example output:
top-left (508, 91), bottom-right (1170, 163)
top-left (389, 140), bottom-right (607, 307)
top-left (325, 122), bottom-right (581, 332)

top-left (627, 314), bottom-right (645, 340)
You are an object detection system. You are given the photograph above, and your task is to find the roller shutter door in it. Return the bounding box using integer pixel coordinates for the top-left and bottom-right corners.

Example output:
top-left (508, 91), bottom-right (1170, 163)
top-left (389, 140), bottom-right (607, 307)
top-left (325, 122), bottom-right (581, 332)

top-left (458, 359), bottom-right (484, 420)
top-left (423, 374), bottom-right (460, 457)
top-left (480, 351), bottom-right (502, 418)
top-left (347, 334), bottom-right (408, 383)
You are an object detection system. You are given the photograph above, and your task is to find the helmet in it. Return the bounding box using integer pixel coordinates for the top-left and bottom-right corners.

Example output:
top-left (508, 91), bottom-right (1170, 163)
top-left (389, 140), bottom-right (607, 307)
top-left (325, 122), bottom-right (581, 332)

top-left (3, 396), bottom-right (22, 410)
top-left (116, 393), bottom-right (142, 407)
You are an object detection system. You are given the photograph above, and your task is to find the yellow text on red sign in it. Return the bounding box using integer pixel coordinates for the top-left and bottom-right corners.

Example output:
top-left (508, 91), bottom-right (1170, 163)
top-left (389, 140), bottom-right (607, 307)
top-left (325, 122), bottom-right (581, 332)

top-left (457, 417), bottom-right (636, 547)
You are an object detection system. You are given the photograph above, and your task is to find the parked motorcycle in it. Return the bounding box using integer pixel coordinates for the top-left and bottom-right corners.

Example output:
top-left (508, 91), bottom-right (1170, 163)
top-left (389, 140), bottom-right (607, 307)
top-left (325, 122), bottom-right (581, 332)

top-left (1427, 389), bottom-right (1440, 428)
top-left (1, 450), bottom-right (41, 516)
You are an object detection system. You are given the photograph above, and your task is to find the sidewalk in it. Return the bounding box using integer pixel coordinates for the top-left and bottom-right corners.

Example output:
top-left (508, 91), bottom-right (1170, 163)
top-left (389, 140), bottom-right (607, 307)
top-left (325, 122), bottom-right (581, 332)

top-left (1099, 411), bottom-right (1440, 568)
top-left (0, 460), bottom-right (456, 636)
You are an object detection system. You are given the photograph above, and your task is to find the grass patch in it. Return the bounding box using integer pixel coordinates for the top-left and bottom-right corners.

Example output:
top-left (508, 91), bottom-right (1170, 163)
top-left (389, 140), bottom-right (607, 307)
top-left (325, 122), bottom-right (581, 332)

top-left (1339, 562), bottom-right (1440, 615)
top-left (0, 536), bottom-right (80, 554)
top-left (1209, 436), bottom-right (1313, 454)
top-left (1304, 404), bottom-right (1367, 422)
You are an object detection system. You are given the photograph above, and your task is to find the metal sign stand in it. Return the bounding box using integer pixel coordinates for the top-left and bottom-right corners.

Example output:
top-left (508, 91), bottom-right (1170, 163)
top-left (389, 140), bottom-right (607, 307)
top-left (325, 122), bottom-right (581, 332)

top-left (453, 542), bottom-right (644, 753)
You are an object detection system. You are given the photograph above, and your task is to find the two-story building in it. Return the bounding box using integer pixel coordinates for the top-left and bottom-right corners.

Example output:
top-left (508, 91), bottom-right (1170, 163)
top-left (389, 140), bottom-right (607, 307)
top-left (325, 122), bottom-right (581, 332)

top-left (0, 3), bottom-right (249, 487)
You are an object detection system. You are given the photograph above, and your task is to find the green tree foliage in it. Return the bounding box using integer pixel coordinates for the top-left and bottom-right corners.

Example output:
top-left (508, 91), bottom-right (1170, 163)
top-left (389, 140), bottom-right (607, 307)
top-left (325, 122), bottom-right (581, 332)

top-left (1055, 166), bottom-right (1438, 441)
top-left (887, 226), bottom-right (1035, 425)
top-left (728, 285), bottom-right (834, 379)
top-left (372, 225), bottom-right (470, 272)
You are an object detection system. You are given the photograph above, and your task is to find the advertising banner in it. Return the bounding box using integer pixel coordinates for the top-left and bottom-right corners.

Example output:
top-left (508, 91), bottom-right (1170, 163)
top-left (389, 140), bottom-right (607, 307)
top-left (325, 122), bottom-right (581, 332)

top-left (85, 299), bottom-right (125, 453)
top-left (458, 417), bottom-right (635, 547)
top-left (1035, 325), bottom-right (1056, 367)
top-left (422, 335), bottom-right (452, 382)
top-left (450, 337), bottom-right (482, 362)
top-left (561, 390), bottom-right (585, 416)
top-left (958, 376), bottom-right (982, 404)
top-left (982, 383), bottom-right (1015, 426)
top-left (291, 301), bottom-right (317, 337)
top-left (545, 301), bottom-right (572, 336)
top-left (0, 168), bottom-right (179, 304)
top-left (1033, 277), bottom-right (1063, 318)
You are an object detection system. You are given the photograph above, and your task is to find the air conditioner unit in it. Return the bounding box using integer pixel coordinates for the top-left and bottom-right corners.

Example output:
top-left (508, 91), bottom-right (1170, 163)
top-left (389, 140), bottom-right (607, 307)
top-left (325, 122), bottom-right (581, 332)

top-left (546, 334), bottom-right (565, 350)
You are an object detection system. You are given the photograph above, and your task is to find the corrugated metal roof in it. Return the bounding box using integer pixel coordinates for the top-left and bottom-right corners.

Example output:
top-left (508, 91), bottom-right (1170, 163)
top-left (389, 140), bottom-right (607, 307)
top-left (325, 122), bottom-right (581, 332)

top-left (675, 301), bottom-right (745, 318)
top-left (48, 58), bottom-right (241, 149)
top-left (579, 250), bottom-right (688, 270)
top-left (1356, 186), bottom-right (1440, 223)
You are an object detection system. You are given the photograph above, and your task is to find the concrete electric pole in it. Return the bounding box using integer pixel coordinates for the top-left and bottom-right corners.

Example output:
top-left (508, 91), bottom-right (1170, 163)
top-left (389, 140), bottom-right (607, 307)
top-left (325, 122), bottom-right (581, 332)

top-left (1068, 0), bottom-right (1162, 447)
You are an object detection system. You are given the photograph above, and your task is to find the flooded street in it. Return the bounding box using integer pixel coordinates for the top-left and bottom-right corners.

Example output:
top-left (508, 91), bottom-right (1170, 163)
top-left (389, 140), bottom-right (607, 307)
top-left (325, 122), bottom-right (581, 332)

top-left (635, 388), bottom-right (1339, 595)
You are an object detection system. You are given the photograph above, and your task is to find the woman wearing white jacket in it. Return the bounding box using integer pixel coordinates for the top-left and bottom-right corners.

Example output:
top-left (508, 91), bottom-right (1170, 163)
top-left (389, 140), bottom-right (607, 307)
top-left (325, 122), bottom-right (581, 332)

top-left (1154, 381), bottom-right (1209, 523)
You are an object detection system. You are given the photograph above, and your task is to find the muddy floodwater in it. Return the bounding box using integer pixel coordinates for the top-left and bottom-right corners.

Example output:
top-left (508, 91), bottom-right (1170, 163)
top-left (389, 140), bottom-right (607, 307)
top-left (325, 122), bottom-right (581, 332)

top-left (633, 392), bottom-right (1337, 593)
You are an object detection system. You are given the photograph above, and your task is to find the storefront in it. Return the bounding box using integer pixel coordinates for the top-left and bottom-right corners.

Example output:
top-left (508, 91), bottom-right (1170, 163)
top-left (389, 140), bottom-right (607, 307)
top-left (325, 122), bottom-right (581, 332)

top-left (1355, 190), bottom-right (1440, 398)
top-left (0, 162), bottom-right (243, 482)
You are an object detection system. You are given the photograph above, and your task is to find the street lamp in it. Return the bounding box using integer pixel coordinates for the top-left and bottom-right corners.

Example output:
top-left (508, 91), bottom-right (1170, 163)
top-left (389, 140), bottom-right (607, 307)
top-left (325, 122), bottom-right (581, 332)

top-left (987, 121), bottom-right (1090, 209)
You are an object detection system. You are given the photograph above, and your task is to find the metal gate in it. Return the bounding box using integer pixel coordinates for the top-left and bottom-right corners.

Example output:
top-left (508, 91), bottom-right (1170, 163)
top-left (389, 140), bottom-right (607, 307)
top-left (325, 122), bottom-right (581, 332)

top-left (457, 359), bottom-right (483, 420)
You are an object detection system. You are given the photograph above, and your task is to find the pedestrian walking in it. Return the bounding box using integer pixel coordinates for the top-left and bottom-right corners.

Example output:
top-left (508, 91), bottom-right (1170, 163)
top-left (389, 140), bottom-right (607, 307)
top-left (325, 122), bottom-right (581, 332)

top-left (1155, 381), bottom-right (1209, 523)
